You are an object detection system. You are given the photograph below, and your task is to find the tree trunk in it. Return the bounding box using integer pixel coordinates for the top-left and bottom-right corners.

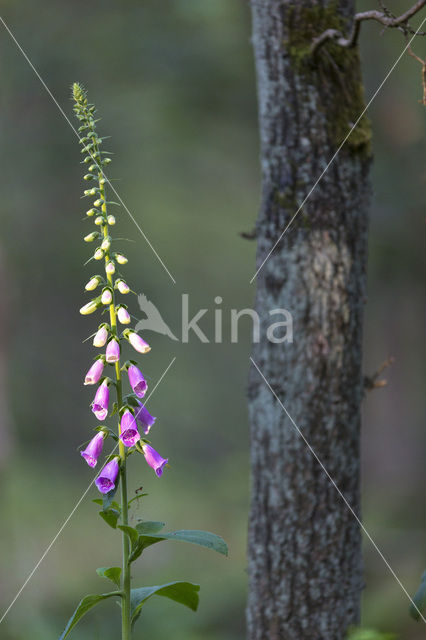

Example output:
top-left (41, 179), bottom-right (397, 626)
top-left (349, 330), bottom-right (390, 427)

top-left (247, 2), bottom-right (372, 638)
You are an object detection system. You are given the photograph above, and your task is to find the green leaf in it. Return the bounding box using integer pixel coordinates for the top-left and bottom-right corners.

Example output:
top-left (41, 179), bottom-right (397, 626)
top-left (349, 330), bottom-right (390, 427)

top-left (96, 567), bottom-right (122, 588)
top-left (130, 581), bottom-right (199, 629)
top-left (99, 508), bottom-right (120, 529)
top-left (118, 525), bottom-right (139, 549)
top-left (58, 591), bottom-right (121, 639)
top-left (130, 530), bottom-right (228, 563)
top-left (410, 571), bottom-right (426, 621)
top-left (136, 521), bottom-right (165, 534)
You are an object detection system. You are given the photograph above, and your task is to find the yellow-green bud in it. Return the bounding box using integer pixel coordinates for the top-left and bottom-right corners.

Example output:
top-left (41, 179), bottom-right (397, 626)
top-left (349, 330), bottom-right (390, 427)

top-left (95, 216), bottom-right (104, 226)
top-left (94, 248), bottom-right (104, 260)
top-left (101, 237), bottom-right (111, 252)
top-left (101, 288), bottom-right (113, 305)
top-left (115, 253), bottom-right (128, 265)
top-left (107, 215), bottom-right (116, 226)
top-left (85, 275), bottom-right (102, 291)
top-left (94, 199), bottom-right (104, 208)
top-left (86, 208), bottom-right (97, 217)
top-left (84, 231), bottom-right (99, 243)
top-left (79, 299), bottom-right (99, 315)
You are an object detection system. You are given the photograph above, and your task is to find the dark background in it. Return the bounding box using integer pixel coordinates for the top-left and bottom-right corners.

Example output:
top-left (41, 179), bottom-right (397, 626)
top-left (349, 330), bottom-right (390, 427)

top-left (0, 1), bottom-right (424, 638)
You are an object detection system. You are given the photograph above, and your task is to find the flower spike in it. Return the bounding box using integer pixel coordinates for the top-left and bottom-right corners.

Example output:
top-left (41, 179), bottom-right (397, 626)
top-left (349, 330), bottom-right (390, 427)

top-left (69, 83), bottom-right (227, 638)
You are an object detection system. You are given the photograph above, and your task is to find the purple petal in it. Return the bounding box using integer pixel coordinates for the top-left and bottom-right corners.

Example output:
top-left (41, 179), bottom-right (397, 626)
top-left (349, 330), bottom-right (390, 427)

top-left (95, 458), bottom-right (119, 494)
top-left (128, 365), bottom-right (148, 398)
top-left (120, 411), bottom-right (141, 447)
top-left (92, 381), bottom-right (109, 421)
top-left (128, 332), bottom-right (151, 354)
top-left (142, 444), bottom-right (168, 477)
top-left (106, 339), bottom-right (120, 363)
top-left (81, 432), bottom-right (104, 467)
top-left (84, 359), bottom-right (104, 385)
top-left (135, 403), bottom-right (156, 435)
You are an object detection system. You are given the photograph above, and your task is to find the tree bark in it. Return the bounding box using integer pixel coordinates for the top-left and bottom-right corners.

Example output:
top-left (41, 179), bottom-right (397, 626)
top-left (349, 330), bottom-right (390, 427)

top-left (247, 2), bottom-right (371, 638)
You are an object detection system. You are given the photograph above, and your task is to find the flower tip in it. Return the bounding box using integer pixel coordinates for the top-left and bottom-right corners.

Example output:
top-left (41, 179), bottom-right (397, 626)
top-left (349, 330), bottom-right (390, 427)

top-left (81, 451), bottom-right (97, 468)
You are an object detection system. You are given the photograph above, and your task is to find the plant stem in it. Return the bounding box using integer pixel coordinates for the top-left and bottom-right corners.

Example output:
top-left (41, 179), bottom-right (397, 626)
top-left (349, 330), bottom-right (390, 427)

top-left (95, 153), bottom-right (132, 639)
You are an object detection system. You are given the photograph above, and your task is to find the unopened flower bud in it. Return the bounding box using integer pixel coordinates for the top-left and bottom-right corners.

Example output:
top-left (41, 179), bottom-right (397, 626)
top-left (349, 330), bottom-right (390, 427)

top-left (86, 208), bottom-right (97, 217)
top-left (101, 289), bottom-right (113, 305)
top-left (103, 157), bottom-right (112, 165)
top-left (117, 306), bottom-right (131, 325)
top-left (80, 299), bottom-right (100, 315)
top-left (93, 325), bottom-right (108, 347)
top-left (84, 174), bottom-right (94, 181)
top-left (116, 279), bottom-right (130, 295)
top-left (85, 275), bottom-right (102, 291)
top-left (106, 338), bottom-right (120, 363)
top-left (95, 216), bottom-right (104, 226)
top-left (84, 231), bottom-right (99, 242)
top-left (84, 187), bottom-right (97, 196)
top-left (94, 198), bottom-right (104, 208)
top-left (94, 248), bottom-right (104, 260)
top-left (100, 177), bottom-right (106, 185)
top-left (106, 261), bottom-right (115, 275)
top-left (101, 237), bottom-right (111, 251)
top-left (107, 215), bottom-right (115, 225)
top-left (115, 253), bottom-right (128, 265)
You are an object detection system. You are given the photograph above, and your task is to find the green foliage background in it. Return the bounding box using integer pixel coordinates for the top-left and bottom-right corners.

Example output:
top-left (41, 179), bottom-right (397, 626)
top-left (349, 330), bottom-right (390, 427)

top-left (0, 1), bottom-right (424, 639)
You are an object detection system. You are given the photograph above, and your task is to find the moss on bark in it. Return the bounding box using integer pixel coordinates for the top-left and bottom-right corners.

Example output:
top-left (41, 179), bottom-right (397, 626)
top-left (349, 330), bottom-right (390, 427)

top-left (284, 3), bottom-right (372, 155)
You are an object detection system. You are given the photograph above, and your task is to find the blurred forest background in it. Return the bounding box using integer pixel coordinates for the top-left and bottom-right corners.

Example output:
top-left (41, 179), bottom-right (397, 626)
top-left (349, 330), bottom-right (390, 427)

top-left (0, 1), bottom-right (424, 639)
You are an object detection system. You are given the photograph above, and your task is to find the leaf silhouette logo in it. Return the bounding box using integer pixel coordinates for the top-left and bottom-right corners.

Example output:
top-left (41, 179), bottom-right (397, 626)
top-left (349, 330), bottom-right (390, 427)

top-left (135, 294), bottom-right (179, 341)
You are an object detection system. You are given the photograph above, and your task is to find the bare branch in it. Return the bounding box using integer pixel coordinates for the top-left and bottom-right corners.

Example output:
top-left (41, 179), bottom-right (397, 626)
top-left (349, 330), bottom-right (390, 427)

top-left (311, 0), bottom-right (426, 54)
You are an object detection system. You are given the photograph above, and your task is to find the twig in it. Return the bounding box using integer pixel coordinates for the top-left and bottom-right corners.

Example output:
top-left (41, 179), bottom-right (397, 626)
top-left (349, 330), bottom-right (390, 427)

top-left (364, 356), bottom-right (395, 392)
top-left (311, 0), bottom-right (426, 54)
top-left (407, 41), bottom-right (426, 104)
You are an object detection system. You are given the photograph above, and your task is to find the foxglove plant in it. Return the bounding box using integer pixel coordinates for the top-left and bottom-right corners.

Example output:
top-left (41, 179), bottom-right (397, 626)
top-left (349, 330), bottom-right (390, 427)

top-left (59, 84), bottom-right (227, 640)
